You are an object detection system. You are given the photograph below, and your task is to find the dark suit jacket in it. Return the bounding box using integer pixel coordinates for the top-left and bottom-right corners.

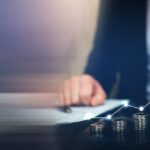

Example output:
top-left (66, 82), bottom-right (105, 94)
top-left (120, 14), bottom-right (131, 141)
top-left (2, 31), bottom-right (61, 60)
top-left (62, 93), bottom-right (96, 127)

top-left (85, 0), bottom-right (147, 105)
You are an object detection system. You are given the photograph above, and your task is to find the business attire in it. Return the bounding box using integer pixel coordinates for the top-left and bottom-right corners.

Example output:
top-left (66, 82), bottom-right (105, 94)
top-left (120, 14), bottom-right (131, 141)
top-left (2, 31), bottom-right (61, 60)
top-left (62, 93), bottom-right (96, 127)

top-left (85, 0), bottom-right (148, 104)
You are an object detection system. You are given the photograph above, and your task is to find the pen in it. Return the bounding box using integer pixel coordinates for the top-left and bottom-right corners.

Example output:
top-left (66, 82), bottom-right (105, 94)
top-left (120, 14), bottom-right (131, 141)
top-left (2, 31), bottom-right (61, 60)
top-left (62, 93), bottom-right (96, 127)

top-left (59, 106), bottom-right (72, 113)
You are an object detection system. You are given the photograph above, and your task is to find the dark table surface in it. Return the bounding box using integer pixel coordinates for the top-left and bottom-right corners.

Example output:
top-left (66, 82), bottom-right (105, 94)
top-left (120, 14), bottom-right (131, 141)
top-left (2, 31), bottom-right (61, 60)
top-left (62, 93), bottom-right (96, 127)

top-left (1, 106), bottom-right (150, 150)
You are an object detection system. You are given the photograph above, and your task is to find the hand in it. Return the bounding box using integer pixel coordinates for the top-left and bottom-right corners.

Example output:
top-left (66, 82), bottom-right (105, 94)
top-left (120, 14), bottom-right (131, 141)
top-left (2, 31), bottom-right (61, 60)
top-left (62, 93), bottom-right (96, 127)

top-left (58, 74), bottom-right (106, 106)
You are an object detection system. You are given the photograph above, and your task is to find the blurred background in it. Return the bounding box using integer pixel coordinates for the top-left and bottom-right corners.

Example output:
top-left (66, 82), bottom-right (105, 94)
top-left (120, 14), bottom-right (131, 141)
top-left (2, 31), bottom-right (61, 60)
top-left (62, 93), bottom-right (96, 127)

top-left (0, 0), bottom-right (100, 93)
top-left (0, 1), bottom-right (105, 131)
top-left (0, 2), bottom-right (102, 148)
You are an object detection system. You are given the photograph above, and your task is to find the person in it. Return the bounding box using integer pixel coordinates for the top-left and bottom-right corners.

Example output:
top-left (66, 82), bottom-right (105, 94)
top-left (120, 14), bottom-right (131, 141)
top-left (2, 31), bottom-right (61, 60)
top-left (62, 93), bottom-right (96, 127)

top-left (59, 0), bottom-right (149, 106)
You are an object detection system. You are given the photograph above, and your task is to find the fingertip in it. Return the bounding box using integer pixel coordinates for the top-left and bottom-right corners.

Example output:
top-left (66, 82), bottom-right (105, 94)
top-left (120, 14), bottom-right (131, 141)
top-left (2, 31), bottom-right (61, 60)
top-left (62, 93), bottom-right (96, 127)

top-left (79, 90), bottom-right (91, 105)
top-left (80, 96), bottom-right (91, 106)
top-left (70, 77), bottom-right (80, 105)
top-left (90, 94), bottom-right (105, 106)
top-left (63, 80), bottom-right (71, 106)
top-left (64, 95), bottom-right (71, 106)
top-left (72, 97), bottom-right (79, 105)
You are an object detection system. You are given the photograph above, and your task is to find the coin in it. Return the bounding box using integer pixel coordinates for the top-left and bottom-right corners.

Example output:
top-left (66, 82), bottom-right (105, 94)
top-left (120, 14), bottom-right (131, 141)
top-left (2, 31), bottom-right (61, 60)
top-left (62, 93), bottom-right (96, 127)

top-left (90, 121), bottom-right (105, 133)
top-left (112, 118), bottom-right (127, 132)
top-left (133, 112), bottom-right (149, 130)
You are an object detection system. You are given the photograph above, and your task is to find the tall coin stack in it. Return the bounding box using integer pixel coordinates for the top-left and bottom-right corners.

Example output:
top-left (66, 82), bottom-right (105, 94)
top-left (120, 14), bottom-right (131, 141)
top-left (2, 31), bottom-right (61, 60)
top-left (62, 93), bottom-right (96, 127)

top-left (133, 113), bottom-right (149, 130)
top-left (133, 112), bottom-right (149, 144)
top-left (112, 118), bottom-right (127, 132)
top-left (112, 118), bottom-right (127, 143)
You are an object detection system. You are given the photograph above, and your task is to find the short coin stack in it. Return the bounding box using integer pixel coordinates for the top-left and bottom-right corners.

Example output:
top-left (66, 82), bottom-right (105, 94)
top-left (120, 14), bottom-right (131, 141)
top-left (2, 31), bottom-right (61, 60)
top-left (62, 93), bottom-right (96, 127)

top-left (90, 121), bottom-right (105, 133)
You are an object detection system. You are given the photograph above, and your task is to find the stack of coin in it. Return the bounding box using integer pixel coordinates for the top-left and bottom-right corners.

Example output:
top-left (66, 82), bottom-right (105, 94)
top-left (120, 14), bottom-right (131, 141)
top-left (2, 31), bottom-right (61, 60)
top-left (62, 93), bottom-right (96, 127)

top-left (90, 121), bottom-right (105, 133)
top-left (133, 112), bottom-right (149, 130)
top-left (135, 130), bottom-right (146, 144)
top-left (112, 118), bottom-right (127, 132)
top-left (113, 130), bottom-right (125, 143)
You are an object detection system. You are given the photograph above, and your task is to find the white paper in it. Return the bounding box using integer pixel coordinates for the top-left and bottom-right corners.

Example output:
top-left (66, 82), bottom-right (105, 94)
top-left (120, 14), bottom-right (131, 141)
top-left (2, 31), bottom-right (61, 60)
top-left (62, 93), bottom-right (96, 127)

top-left (0, 100), bottom-right (128, 126)
top-left (49, 99), bottom-right (128, 124)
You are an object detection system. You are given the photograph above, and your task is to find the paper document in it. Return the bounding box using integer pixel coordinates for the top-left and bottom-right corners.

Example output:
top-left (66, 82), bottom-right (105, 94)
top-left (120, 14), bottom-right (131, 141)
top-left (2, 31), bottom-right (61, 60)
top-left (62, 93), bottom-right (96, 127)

top-left (49, 99), bottom-right (128, 124)
top-left (0, 100), bottom-right (128, 126)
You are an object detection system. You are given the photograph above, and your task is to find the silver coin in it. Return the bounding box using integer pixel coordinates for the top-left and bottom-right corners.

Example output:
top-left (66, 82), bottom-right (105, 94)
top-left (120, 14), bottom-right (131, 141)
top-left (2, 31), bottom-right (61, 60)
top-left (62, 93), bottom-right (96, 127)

top-left (90, 121), bottom-right (105, 133)
top-left (112, 118), bottom-right (127, 132)
top-left (133, 112), bottom-right (149, 130)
